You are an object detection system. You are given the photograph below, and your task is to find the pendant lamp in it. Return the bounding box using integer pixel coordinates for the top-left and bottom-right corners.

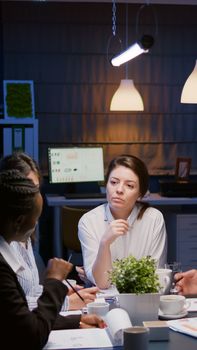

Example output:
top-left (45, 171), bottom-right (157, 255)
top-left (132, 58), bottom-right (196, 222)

top-left (181, 60), bottom-right (197, 103)
top-left (109, 1), bottom-right (144, 111)
top-left (110, 79), bottom-right (144, 111)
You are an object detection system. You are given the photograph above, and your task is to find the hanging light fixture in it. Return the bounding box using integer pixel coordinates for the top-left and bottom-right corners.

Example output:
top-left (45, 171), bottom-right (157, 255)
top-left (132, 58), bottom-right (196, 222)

top-left (111, 1), bottom-right (155, 67)
top-left (110, 79), bottom-right (144, 111)
top-left (110, 1), bottom-right (144, 111)
top-left (180, 60), bottom-right (197, 103)
top-left (111, 34), bottom-right (154, 67)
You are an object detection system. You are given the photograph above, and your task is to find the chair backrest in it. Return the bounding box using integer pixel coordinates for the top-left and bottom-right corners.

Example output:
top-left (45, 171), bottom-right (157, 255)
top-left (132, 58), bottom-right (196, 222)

top-left (61, 206), bottom-right (89, 253)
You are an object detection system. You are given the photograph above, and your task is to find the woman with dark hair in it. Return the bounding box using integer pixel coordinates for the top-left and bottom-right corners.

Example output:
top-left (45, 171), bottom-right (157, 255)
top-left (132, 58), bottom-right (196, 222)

top-left (0, 152), bottom-right (99, 311)
top-left (0, 151), bottom-right (42, 184)
top-left (0, 170), bottom-right (105, 350)
top-left (78, 154), bottom-right (167, 289)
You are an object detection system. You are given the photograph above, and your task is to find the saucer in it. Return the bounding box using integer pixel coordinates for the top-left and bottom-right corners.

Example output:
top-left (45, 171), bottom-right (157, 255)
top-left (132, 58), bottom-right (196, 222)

top-left (158, 308), bottom-right (188, 320)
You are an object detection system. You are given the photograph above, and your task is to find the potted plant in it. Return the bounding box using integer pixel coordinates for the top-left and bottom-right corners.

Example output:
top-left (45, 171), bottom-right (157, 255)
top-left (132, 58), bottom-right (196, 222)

top-left (108, 256), bottom-right (161, 325)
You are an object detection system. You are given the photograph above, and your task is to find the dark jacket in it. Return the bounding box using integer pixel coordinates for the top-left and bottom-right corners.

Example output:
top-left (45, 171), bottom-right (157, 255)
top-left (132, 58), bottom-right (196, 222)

top-left (0, 253), bottom-right (81, 350)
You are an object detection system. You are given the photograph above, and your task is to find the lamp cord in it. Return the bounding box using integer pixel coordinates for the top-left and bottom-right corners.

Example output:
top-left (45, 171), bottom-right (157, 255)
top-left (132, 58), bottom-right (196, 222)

top-left (136, 3), bottom-right (158, 40)
top-left (112, 0), bottom-right (116, 36)
top-left (107, 0), bottom-right (122, 65)
top-left (125, 3), bottom-right (128, 79)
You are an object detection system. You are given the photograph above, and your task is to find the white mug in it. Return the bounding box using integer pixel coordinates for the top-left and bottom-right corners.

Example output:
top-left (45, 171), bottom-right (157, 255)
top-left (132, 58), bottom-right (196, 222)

top-left (87, 301), bottom-right (110, 317)
top-left (156, 268), bottom-right (172, 294)
top-left (159, 294), bottom-right (190, 315)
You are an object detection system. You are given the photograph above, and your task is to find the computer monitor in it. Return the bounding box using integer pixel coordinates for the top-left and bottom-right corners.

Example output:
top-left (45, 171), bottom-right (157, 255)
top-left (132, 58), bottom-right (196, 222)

top-left (48, 146), bottom-right (105, 185)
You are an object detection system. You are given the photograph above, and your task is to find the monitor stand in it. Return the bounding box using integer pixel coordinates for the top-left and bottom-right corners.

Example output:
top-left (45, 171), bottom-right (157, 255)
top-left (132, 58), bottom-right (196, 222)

top-left (65, 181), bottom-right (101, 196)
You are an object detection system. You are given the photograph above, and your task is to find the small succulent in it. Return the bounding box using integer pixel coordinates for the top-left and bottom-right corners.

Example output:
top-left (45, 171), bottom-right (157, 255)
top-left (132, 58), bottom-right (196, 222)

top-left (108, 255), bottom-right (160, 294)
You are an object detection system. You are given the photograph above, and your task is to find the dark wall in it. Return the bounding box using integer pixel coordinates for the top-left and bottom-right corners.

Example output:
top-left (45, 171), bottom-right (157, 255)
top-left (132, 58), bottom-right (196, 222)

top-left (1, 1), bottom-right (197, 261)
top-left (0, 4), bottom-right (3, 153)
top-left (1, 1), bottom-right (197, 177)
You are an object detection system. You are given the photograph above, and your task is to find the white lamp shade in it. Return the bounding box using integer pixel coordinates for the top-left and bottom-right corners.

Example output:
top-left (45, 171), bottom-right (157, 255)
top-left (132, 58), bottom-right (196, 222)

top-left (110, 79), bottom-right (144, 111)
top-left (181, 60), bottom-right (197, 103)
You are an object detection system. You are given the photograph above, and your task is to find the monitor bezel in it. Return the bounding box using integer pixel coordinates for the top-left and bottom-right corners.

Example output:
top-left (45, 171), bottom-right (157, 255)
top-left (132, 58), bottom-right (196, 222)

top-left (47, 146), bottom-right (105, 184)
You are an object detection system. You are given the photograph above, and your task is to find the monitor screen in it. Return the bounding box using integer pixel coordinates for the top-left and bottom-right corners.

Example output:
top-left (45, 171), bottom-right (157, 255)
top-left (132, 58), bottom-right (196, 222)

top-left (48, 147), bottom-right (105, 184)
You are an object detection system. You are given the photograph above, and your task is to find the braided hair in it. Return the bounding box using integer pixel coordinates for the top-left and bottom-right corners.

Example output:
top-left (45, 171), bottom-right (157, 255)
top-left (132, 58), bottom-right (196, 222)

top-left (0, 169), bottom-right (40, 220)
top-left (0, 151), bottom-right (42, 184)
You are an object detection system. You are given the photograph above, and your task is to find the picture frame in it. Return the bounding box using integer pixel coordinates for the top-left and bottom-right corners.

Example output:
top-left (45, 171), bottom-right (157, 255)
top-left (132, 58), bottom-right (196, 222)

top-left (175, 157), bottom-right (191, 181)
top-left (12, 126), bottom-right (25, 152)
top-left (3, 80), bottom-right (35, 120)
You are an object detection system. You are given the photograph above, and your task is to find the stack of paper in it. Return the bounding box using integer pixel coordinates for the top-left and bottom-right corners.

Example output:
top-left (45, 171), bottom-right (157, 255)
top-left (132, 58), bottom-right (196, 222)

top-left (167, 317), bottom-right (197, 338)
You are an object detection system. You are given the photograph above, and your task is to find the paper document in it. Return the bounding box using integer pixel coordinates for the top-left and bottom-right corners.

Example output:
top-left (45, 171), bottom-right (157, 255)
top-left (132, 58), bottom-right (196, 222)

top-left (43, 328), bottom-right (113, 349)
top-left (44, 308), bottom-right (132, 349)
top-left (167, 317), bottom-right (197, 338)
top-left (105, 308), bottom-right (132, 344)
top-left (59, 310), bottom-right (82, 317)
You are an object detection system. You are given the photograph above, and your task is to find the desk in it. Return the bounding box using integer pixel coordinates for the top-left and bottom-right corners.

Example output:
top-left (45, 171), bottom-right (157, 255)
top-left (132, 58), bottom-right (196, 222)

top-left (46, 193), bottom-right (197, 257)
top-left (148, 329), bottom-right (197, 350)
top-left (47, 326), bottom-right (197, 350)
top-left (113, 330), bottom-right (197, 350)
top-left (51, 330), bottom-right (197, 350)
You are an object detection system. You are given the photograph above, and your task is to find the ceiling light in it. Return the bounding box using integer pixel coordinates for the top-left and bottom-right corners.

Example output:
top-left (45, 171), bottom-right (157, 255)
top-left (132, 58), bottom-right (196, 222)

top-left (109, 1), bottom-right (144, 111)
top-left (111, 35), bottom-right (154, 67)
top-left (181, 60), bottom-right (197, 103)
top-left (110, 79), bottom-right (144, 111)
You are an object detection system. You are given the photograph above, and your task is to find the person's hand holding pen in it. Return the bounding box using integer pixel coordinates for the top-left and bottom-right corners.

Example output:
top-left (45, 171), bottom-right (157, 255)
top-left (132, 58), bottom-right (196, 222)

top-left (69, 286), bottom-right (99, 310)
top-left (75, 266), bottom-right (86, 282)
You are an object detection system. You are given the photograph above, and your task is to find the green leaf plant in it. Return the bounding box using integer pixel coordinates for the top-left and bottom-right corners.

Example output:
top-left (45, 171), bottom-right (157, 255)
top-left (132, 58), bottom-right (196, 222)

top-left (108, 256), bottom-right (160, 294)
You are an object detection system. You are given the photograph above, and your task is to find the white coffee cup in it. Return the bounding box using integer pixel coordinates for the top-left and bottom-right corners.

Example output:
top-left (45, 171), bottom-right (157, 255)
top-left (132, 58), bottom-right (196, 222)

top-left (159, 294), bottom-right (190, 315)
top-left (156, 268), bottom-right (172, 294)
top-left (87, 301), bottom-right (110, 317)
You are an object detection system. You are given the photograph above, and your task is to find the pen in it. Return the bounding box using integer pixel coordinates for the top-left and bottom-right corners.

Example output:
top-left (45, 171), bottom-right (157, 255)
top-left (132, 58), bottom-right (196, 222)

top-left (68, 253), bottom-right (73, 262)
top-left (65, 279), bottom-right (85, 303)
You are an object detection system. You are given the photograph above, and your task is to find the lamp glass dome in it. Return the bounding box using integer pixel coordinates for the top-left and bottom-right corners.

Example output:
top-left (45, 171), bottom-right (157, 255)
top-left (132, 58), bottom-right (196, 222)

top-left (110, 79), bottom-right (144, 111)
top-left (181, 60), bottom-right (197, 103)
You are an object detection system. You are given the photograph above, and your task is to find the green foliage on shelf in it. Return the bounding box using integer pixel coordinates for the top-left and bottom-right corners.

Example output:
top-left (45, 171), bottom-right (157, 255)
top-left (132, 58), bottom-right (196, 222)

top-left (108, 256), bottom-right (160, 294)
top-left (6, 83), bottom-right (33, 118)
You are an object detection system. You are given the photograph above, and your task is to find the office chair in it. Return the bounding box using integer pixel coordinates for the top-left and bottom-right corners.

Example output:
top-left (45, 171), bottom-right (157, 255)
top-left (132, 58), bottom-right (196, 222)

top-left (61, 206), bottom-right (89, 256)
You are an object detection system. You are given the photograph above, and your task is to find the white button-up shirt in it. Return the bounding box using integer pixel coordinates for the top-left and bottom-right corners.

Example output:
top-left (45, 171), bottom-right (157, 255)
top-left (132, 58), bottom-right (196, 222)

top-left (78, 203), bottom-right (167, 285)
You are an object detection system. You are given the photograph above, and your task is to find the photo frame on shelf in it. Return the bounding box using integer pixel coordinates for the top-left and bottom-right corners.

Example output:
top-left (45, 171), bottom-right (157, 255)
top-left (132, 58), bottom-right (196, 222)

top-left (3, 80), bottom-right (35, 120)
top-left (12, 126), bottom-right (25, 152)
top-left (175, 157), bottom-right (191, 181)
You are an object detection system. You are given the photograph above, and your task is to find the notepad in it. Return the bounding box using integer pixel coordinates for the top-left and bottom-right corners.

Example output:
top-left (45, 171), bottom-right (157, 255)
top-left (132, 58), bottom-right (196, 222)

top-left (44, 308), bottom-right (132, 349)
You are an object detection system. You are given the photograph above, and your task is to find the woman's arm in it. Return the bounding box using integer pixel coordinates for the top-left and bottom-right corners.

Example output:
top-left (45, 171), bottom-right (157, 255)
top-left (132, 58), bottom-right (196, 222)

top-left (92, 237), bottom-right (112, 289)
top-left (148, 209), bottom-right (167, 268)
top-left (79, 216), bottom-right (129, 289)
top-left (92, 219), bottom-right (130, 288)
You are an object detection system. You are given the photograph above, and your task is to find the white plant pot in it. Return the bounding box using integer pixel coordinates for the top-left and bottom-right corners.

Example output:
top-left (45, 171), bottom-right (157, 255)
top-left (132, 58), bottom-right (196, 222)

top-left (117, 293), bottom-right (161, 326)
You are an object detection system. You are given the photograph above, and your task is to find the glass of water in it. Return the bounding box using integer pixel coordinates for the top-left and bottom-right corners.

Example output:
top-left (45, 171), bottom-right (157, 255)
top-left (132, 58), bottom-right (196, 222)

top-left (165, 262), bottom-right (182, 294)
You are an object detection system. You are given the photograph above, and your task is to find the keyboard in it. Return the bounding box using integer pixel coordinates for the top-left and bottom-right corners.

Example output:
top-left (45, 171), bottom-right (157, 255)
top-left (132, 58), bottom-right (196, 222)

top-left (65, 192), bottom-right (106, 199)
